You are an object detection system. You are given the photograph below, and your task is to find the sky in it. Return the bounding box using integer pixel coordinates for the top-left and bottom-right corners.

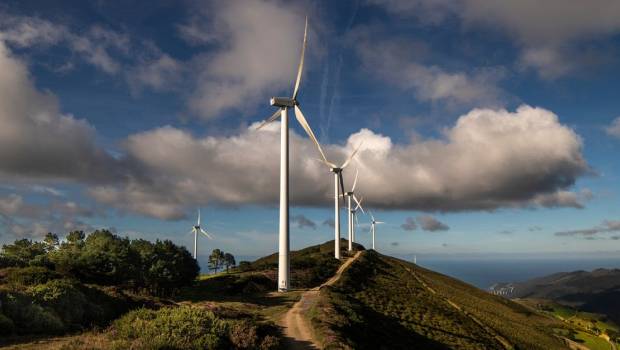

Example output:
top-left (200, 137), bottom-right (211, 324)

top-left (1, 0), bottom-right (620, 264)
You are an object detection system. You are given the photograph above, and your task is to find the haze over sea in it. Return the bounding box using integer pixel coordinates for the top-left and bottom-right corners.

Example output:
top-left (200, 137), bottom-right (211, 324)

top-left (404, 256), bottom-right (620, 290)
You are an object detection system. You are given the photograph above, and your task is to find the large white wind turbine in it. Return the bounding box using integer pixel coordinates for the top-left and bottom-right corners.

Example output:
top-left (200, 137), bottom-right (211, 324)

top-left (189, 209), bottom-right (213, 259)
top-left (313, 145), bottom-right (362, 260)
top-left (368, 211), bottom-right (385, 251)
top-left (255, 18), bottom-right (323, 292)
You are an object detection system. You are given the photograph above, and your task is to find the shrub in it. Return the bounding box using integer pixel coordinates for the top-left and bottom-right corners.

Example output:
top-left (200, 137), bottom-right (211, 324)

top-left (29, 279), bottom-right (90, 329)
top-left (110, 306), bottom-right (230, 349)
top-left (3, 266), bottom-right (61, 286)
top-left (1, 292), bottom-right (65, 334)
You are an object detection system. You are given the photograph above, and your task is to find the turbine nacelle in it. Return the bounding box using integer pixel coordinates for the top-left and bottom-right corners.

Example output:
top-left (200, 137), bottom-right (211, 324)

top-left (270, 97), bottom-right (297, 108)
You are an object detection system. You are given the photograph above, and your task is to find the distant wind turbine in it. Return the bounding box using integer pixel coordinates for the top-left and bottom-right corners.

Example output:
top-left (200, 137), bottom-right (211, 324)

top-left (189, 209), bottom-right (213, 259)
top-left (255, 18), bottom-right (323, 292)
top-left (345, 170), bottom-right (364, 251)
top-left (350, 192), bottom-right (365, 249)
top-left (368, 211), bottom-right (385, 251)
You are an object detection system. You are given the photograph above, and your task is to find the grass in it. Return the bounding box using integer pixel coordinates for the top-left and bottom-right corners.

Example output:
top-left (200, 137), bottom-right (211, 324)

top-left (310, 250), bottom-right (570, 350)
top-left (575, 331), bottom-right (613, 350)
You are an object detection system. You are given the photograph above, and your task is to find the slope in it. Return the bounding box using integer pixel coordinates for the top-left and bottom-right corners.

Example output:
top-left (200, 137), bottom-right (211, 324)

top-left (310, 250), bottom-right (570, 350)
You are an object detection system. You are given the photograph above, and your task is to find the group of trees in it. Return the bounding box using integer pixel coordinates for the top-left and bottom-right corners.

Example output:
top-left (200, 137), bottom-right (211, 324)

top-left (0, 230), bottom-right (199, 296)
top-left (208, 249), bottom-right (236, 273)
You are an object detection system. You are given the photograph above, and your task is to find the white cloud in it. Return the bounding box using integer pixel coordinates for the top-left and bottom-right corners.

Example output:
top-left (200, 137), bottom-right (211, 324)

top-left (0, 41), bottom-right (117, 183)
top-left (368, 0), bottom-right (620, 78)
top-left (606, 117), bottom-right (620, 138)
top-left (352, 28), bottom-right (505, 107)
top-left (89, 105), bottom-right (588, 219)
top-left (181, 0), bottom-right (312, 119)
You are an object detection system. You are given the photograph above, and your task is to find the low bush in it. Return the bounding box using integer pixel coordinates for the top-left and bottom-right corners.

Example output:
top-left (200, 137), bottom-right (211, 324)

top-left (0, 313), bottom-right (15, 335)
top-left (109, 306), bottom-right (279, 350)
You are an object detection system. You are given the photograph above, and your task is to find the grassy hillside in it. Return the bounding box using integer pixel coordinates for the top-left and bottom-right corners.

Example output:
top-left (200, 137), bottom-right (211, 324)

top-left (511, 269), bottom-right (620, 324)
top-left (310, 250), bottom-right (570, 350)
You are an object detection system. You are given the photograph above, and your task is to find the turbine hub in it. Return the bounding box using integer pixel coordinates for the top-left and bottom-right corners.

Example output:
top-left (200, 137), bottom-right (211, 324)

top-left (331, 167), bottom-right (342, 173)
top-left (270, 97), bottom-right (296, 107)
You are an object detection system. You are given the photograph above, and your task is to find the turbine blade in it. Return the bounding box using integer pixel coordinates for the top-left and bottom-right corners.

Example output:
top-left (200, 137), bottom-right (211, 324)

top-left (354, 213), bottom-right (359, 225)
top-left (341, 141), bottom-right (364, 169)
top-left (200, 228), bottom-right (213, 239)
top-left (353, 195), bottom-right (365, 214)
top-left (255, 109), bottom-right (282, 131)
top-left (197, 208), bottom-right (201, 226)
top-left (369, 210), bottom-right (375, 222)
top-left (313, 157), bottom-right (337, 169)
top-left (188, 228), bottom-right (195, 236)
top-left (351, 168), bottom-right (359, 192)
top-left (292, 17), bottom-right (308, 100)
top-left (376, 221), bottom-right (385, 224)
top-left (294, 105), bottom-right (329, 163)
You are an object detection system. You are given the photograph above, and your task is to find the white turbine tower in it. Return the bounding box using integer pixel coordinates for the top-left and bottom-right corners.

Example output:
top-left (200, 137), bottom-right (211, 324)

top-left (368, 211), bottom-right (385, 251)
top-left (255, 18), bottom-right (323, 292)
top-left (189, 209), bottom-right (213, 259)
top-left (312, 145), bottom-right (362, 260)
top-left (344, 170), bottom-right (363, 251)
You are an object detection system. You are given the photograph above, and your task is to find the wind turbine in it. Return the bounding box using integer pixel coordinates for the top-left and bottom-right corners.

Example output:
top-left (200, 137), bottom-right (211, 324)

top-left (189, 209), bottom-right (213, 260)
top-left (344, 170), bottom-right (363, 251)
top-left (350, 194), bottom-right (365, 248)
top-left (255, 18), bottom-right (323, 292)
top-left (368, 211), bottom-right (385, 251)
top-left (313, 145), bottom-right (362, 260)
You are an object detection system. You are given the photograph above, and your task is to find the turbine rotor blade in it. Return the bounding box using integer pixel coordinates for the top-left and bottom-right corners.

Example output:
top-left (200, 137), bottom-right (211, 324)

top-left (354, 213), bottom-right (359, 225)
top-left (189, 228), bottom-right (195, 235)
top-left (197, 209), bottom-right (201, 226)
top-left (292, 17), bottom-right (308, 100)
top-left (353, 195), bottom-right (365, 214)
top-left (376, 221), bottom-right (385, 224)
top-left (294, 105), bottom-right (329, 163)
top-left (200, 228), bottom-right (213, 239)
top-left (351, 168), bottom-right (359, 192)
top-left (369, 210), bottom-right (375, 222)
top-left (341, 141), bottom-right (364, 169)
top-left (255, 109), bottom-right (282, 131)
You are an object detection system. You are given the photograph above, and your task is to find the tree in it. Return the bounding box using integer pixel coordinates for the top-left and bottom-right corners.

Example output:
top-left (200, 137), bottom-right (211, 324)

top-left (0, 239), bottom-right (48, 267)
top-left (223, 253), bottom-right (236, 272)
top-left (43, 233), bottom-right (59, 252)
top-left (208, 249), bottom-right (224, 273)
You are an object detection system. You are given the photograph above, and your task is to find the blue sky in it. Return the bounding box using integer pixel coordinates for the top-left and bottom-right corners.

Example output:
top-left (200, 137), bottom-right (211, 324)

top-left (1, 0), bottom-right (620, 265)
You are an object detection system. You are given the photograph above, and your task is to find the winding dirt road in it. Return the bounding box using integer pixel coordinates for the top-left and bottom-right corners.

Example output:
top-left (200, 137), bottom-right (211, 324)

top-left (280, 251), bottom-right (362, 350)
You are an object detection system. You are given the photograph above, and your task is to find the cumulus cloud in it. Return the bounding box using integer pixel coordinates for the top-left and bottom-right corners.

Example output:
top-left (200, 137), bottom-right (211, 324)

top-left (554, 220), bottom-right (620, 237)
top-left (352, 28), bottom-right (504, 107)
top-left (0, 194), bottom-right (96, 238)
top-left (401, 217), bottom-right (417, 231)
top-left (417, 215), bottom-right (449, 232)
top-left (606, 117), bottom-right (620, 138)
top-left (292, 214), bottom-right (317, 230)
top-left (368, 0), bottom-right (620, 78)
top-left (179, 0), bottom-right (312, 119)
top-left (87, 105), bottom-right (589, 219)
top-left (0, 41), bottom-right (118, 183)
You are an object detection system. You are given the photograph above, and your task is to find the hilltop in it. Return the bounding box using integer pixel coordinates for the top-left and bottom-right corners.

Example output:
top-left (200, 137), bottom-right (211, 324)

top-left (309, 250), bottom-right (572, 350)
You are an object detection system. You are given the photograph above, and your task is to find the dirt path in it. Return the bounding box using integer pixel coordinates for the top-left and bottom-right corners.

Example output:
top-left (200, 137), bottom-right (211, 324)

top-left (280, 251), bottom-right (362, 350)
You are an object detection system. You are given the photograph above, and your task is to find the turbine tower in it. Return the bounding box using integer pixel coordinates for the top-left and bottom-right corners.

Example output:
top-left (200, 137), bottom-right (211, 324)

top-left (255, 18), bottom-right (323, 292)
top-left (351, 194), bottom-right (365, 247)
top-left (344, 170), bottom-right (363, 251)
top-left (313, 145), bottom-right (362, 260)
top-left (189, 209), bottom-right (213, 259)
top-left (368, 211), bottom-right (385, 251)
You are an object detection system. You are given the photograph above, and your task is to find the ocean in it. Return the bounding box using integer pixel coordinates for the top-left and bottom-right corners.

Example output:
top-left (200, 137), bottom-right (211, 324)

top-left (412, 257), bottom-right (620, 290)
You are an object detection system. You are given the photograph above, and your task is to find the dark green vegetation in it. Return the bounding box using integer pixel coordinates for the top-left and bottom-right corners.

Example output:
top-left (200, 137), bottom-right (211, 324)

top-left (511, 269), bottom-right (620, 325)
top-left (0, 230), bottom-right (197, 338)
top-left (310, 250), bottom-right (571, 350)
top-left (208, 249), bottom-right (236, 273)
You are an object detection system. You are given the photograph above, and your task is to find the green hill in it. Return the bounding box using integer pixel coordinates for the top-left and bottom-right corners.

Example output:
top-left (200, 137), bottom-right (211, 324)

top-left (310, 250), bottom-right (571, 350)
